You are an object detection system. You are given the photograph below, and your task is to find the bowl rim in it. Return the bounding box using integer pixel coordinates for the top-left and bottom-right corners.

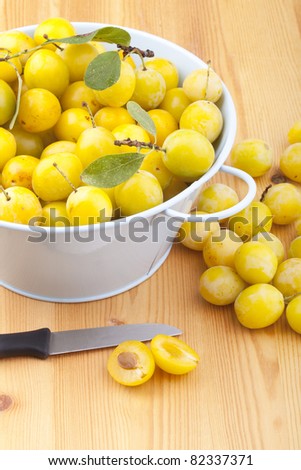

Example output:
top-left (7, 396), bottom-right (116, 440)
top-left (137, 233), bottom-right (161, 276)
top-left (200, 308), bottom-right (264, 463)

top-left (0, 21), bottom-right (237, 233)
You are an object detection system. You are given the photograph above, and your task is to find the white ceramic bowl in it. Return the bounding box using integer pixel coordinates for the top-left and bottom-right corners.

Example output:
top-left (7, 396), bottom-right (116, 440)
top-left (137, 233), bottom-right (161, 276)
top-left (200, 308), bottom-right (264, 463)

top-left (0, 22), bottom-right (256, 302)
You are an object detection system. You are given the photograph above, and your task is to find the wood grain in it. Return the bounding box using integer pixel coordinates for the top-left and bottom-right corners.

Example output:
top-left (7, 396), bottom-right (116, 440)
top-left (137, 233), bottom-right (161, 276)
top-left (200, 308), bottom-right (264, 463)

top-left (0, 0), bottom-right (301, 450)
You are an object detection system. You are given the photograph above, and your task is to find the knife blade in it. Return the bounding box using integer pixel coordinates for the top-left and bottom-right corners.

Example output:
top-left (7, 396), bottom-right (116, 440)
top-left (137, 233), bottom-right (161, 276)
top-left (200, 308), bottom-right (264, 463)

top-left (0, 323), bottom-right (182, 359)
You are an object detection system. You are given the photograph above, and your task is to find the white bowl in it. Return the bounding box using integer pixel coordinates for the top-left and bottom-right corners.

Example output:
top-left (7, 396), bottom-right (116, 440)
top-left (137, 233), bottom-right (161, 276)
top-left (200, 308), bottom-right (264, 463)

top-left (0, 22), bottom-right (256, 302)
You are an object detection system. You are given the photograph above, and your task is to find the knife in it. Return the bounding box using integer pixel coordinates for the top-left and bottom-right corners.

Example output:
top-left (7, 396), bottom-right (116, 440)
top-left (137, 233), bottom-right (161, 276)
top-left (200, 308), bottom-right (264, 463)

top-left (0, 323), bottom-right (182, 359)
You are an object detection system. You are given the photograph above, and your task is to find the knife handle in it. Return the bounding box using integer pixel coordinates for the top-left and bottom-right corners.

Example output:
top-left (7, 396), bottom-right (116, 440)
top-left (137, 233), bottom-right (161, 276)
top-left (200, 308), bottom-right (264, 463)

top-left (0, 328), bottom-right (51, 359)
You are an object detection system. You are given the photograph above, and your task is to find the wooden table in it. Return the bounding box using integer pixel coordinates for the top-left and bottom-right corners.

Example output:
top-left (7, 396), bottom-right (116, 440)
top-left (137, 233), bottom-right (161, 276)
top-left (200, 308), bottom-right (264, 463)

top-left (0, 0), bottom-right (300, 451)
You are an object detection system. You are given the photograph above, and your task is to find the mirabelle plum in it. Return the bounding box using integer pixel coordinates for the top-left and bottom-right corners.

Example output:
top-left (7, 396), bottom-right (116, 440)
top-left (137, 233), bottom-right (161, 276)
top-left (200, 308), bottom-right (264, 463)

top-left (179, 211), bottom-right (220, 251)
top-left (0, 127), bottom-right (16, 171)
top-left (18, 88), bottom-right (61, 133)
top-left (75, 126), bottom-right (119, 169)
top-left (159, 87), bottom-right (191, 122)
top-left (60, 80), bottom-right (101, 114)
top-left (262, 183), bottom-right (301, 225)
top-left (118, 50), bottom-right (136, 69)
top-left (57, 43), bottom-right (98, 82)
top-left (288, 236), bottom-right (301, 258)
top-left (273, 258), bottom-right (301, 298)
top-left (0, 51), bottom-right (22, 83)
top-left (41, 140), bottom-right (77, 159)
top-left (53, 108), bottom-right (92, 142)
top-left (32, 152), bottom-right (82, 201)
top-left (199, 266), bottom-right (247, 305)
top-left (112, 123), bottom-right (150, 153)
top-left (230, 139), bottom-right (272, 177)
top-left (234, 241), bottom-right (278, 284)
top-left (147, 109), bottom-right (178, 146)
top-left (183, 68), bottom-right (223, 103)
top-left (150, 335), bottom-right (199, 375)
top-left (140, 149), bottom-right (173, 190)
top-left (24, 49), bottom-right (70, 97)
top-left (34, 17), bottom-right (76, 51)
top-left (288, 120), bottom-right (301, 144)
top-left (180, 100), bottom-right (223, 143)
top-left (228, 201), bottom-right (273, 241)
top-left (94, 106), bottom-right (135, 131)
top-left (0, 186), bottom-right (42, 225)
top-left (66, 185), bottom-right (113, 225)
top-left (251, 231), bottom-right (285, 264)
top-left (100, 187), bottom-right (117, 212)
top-left (162, 129), bottom-right (215, 182)
top-left (234, 284), bottom-right (284, 329)
top-left (131, 67), bottom-right (166, 110)
top-left (114, 170), bottom-right (163, 216)
top-left (0, 78), bottom-right (16, 126)
top-left (0, 30), bottom-right (36, 65)
top-left (203, 228), bottom-right (243, 268)
top-left (94, 61), bottom-right (136, 108)
top-left (145, 58), bottom-right (179, 90)
top-left (107, 340), bottom-right (155, 386)
top-left (41, 201), bottom-right (69, 227)
top-left (280, 143), bottom-right (301, 183)
top-left (197, 183), bottom-right (239, 214)
top-left (286, 295), bottom-right (301, 334)
top-left (89, 41), bottom-right (106, 54)
top-left (2, 155), bottom-right (39, 190)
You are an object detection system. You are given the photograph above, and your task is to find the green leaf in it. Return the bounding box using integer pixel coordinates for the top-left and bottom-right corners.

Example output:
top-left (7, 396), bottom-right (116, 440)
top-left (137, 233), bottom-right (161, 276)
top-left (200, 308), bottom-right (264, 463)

top-left (84, 51), bottom-right (121, 90)
top-left (92, 26), bottom-right (131, 46)
top-left (44, 30), bottom-right (97, 45)
top-left (81, 153), bottom-right (145, 188)
top-left (44, 26), bottom-right (131, 46)
top-left (126, 101), bottom-right (157, 137)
